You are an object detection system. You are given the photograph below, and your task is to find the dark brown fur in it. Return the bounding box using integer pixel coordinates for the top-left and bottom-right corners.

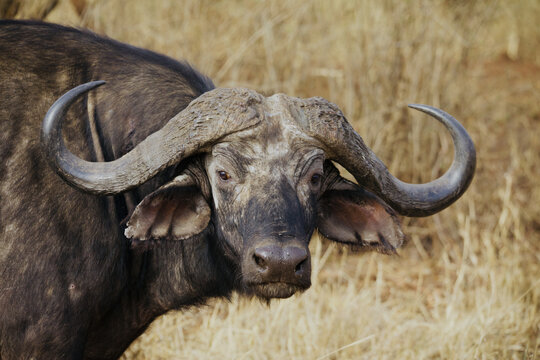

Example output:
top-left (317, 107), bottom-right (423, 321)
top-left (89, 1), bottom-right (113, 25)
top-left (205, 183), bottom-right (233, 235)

top-left (0, 21), bottom-right (406, 359)
top-left (0, 20), bottom-right (226, 360)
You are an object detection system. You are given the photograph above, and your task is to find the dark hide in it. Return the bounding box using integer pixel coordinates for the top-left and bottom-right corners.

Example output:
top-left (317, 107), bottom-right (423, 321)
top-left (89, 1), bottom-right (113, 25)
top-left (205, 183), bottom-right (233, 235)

top-left (0, 20), bottom-right (226, 360)
top-left (0, 20), bottom-right (404, 359)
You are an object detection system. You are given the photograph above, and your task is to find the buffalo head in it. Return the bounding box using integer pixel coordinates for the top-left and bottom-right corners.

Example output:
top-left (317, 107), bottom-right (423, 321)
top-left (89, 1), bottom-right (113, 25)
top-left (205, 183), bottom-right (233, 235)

top-left (41, 81), bottom-right (475, 299)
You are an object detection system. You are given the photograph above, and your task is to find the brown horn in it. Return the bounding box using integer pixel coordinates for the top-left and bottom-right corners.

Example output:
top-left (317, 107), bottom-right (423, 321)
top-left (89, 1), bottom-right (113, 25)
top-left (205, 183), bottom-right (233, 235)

top-left (41, 82), bottom-right (263, 195)
top-left (297, 98), bottom-right (476, 217)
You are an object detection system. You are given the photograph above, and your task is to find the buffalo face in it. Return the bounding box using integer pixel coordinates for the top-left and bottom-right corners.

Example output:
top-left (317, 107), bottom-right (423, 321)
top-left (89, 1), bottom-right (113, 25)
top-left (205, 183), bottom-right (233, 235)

top-left (200, 94), bottom-right (410, 299)
top-left (125, 94), bottom-right (406, 299)
top-left (43, 85), bottom-right (475, 300)
top-left (205, 140), bottom-right (324, 298)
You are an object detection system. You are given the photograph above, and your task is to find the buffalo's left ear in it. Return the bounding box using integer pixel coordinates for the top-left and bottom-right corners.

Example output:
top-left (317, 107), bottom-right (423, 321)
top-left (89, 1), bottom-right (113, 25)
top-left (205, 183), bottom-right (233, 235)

top-left (317, 180), bottom-right (405, 254)
top-left (125, 174), bottom-right (211, 242)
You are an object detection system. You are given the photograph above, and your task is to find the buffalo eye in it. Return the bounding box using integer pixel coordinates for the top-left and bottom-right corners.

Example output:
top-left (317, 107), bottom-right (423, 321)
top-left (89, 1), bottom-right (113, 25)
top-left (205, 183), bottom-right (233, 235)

top-left (310, 173), bottom-right (322, 186)
top-left (218, 170), bottom-right (231, 181)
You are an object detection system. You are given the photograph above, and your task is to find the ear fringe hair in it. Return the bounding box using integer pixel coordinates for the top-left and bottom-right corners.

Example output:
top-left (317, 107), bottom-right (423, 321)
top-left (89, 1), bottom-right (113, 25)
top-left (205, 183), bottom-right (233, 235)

top-left (316, 230), bottom-right (405, 256)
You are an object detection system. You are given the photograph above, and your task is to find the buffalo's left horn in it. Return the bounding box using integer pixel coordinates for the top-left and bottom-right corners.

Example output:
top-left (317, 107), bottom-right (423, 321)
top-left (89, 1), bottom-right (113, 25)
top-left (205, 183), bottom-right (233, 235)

top-left (298, 98), bottom-right (476, 217)
top-left (41, 82), bottom-right (262, 195)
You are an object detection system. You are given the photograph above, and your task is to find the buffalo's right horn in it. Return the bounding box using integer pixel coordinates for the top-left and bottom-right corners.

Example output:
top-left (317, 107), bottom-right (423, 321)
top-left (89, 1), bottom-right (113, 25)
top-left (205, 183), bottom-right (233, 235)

top-left (41, 82), bottom-right (263, 195)
top-left (298, 98), bottom-right (476, 217)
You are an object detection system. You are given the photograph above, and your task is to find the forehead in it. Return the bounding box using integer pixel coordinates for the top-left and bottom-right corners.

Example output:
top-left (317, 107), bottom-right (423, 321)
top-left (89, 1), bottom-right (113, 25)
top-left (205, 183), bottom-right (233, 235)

top-left (212, 93), bottom-right (320, 161)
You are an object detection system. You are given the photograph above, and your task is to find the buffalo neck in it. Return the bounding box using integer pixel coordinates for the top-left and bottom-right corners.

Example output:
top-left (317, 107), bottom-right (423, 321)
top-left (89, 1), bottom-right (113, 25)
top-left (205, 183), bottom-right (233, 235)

top-left (84, 227), bottom-right (234, 359)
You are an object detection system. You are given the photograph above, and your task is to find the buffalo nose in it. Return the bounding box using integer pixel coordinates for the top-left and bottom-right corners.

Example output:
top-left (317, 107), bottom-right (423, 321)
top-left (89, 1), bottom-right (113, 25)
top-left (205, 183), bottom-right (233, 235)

top-left (252, 245), bottom-right (309, 282)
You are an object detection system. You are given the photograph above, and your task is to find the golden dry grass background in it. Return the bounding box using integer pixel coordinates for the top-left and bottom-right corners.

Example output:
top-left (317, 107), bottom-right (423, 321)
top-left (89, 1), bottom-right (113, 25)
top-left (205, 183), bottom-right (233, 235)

top-left (3, 0), bottom-right (540, 359)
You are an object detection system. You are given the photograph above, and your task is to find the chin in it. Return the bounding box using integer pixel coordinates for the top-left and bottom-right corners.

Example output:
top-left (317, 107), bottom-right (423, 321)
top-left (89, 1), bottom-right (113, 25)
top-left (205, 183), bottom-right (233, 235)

top-left (248, 282), bottom-right (310, 299)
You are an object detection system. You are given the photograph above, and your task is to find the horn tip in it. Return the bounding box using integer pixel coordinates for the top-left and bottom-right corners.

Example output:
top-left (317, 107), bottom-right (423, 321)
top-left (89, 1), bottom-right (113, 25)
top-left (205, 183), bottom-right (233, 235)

top-left (407, 103), bottom-right (445, 118)
top-left (407, 103), bottom-right (430, 111)
top-left (89, 80), bottom-right (106, 87)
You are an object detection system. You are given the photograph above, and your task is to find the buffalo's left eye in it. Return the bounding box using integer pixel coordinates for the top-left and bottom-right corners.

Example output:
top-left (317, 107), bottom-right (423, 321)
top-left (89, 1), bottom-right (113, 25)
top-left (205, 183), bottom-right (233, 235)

top-left (310, 173), bottom-right (322, 186)
top-left (218, 170), bottom-right (231, 181)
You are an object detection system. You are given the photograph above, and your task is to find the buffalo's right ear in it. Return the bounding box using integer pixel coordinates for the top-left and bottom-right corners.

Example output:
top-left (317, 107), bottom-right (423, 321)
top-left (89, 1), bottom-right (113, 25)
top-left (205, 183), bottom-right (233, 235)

top-left (124, 174), bottom-right (211, 242)
top-left (317, 180), bottom-right (405, 254)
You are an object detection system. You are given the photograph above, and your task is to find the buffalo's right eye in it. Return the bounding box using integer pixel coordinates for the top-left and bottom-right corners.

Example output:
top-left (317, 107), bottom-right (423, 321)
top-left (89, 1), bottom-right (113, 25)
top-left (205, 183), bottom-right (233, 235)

top-left (310, 173), bottom-right (322, 186)
top-left (218, 171), bottom-right (231, 181)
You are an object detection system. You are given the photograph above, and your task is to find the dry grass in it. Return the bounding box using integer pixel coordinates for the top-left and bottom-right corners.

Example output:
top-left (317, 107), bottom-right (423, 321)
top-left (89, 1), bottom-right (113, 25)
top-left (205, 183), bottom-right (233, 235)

top-left (4, 0), bottom-right (540, 358)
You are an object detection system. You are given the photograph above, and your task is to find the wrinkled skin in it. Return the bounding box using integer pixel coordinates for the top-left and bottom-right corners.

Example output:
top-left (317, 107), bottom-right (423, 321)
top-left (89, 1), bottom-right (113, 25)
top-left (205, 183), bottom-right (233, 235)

top-left (126, 93), bottom-right (405, 299)
top-left (206, 102), bottom-right (323, 298)
top-left (0, 20), bottom-right (474, 360)
top-left (207, 96), bottom-right (403, 298)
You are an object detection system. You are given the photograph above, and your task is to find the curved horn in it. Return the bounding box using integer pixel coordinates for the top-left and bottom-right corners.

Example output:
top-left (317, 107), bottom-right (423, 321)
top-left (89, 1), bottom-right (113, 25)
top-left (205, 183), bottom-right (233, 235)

top-left (41, 82), bottom-right (262, 195)
top-left (298, 98), bottom-right (476, 217)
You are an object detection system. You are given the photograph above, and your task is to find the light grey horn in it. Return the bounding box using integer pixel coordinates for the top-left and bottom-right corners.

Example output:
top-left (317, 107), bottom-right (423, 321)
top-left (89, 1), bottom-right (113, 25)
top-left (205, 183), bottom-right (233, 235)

top-left (41, 83), bottom-right (263, 195)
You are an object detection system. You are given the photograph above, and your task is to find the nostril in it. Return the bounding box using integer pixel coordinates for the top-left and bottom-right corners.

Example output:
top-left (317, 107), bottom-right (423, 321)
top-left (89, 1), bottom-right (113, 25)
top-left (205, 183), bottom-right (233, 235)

top-left (252, 245), bottom-right (309, 281)
top-left (253, 252), bottom-right (267, 269)
top-left (295, 257), bottom-right (308, 274)
top-left (285, 246), bottom-right (309, 276)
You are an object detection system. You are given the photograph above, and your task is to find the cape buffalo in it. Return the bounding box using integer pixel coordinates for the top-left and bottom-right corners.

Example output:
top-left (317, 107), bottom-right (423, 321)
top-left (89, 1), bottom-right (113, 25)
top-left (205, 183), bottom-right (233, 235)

top-left (0, 20), bottom-right (476, 359)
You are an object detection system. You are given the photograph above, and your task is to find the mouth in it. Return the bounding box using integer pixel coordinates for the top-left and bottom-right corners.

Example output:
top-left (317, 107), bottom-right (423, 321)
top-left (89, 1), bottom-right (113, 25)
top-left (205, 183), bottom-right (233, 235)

top-left (247, 281), bottom-right (310, 299)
